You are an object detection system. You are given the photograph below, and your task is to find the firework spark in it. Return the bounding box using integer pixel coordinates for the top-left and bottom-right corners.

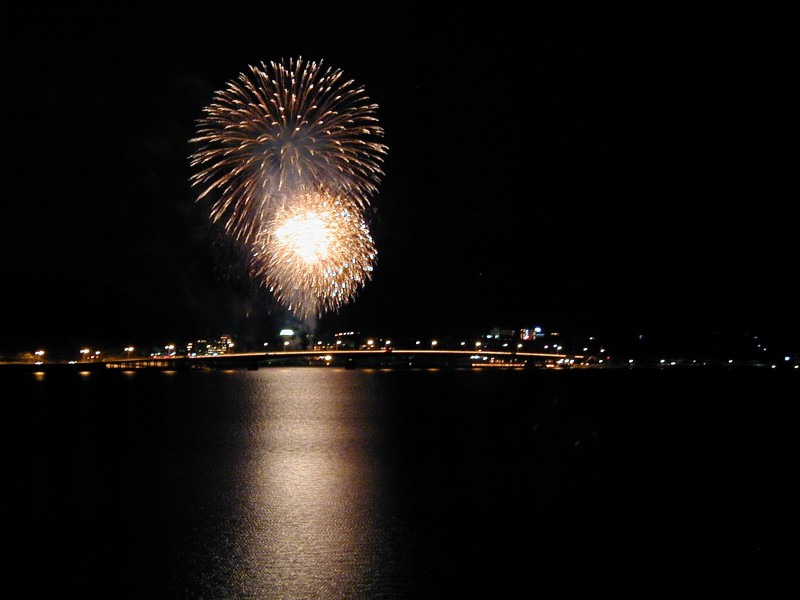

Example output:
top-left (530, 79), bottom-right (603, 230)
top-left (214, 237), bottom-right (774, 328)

top-left (251, 191), bottom-right (377, 320)
top-left (189, 57), bottom-right (388, 244)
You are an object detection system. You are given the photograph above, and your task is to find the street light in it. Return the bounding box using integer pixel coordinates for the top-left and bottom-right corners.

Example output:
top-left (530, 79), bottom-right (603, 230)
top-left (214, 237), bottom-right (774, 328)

top-left (124, 346), bottom-right (134, 359)
top-left (80, 348), bottom-right (90, 361)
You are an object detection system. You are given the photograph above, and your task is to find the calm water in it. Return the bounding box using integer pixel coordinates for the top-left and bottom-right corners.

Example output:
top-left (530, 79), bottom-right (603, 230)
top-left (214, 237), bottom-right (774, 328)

top-left (9, 367), bottom-right (798, 598)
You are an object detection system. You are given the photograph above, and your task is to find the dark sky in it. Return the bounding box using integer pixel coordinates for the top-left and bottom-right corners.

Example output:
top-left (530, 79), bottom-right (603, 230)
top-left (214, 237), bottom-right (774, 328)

top-left (2, 5), bottom-right (798, 354)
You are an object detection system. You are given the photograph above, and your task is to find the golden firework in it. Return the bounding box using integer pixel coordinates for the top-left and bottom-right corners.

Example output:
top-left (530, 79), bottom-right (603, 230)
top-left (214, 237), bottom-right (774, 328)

top-left (251, 191), bottom-right (377, 320)
top-left (189, 57), bottom-right (387, 244)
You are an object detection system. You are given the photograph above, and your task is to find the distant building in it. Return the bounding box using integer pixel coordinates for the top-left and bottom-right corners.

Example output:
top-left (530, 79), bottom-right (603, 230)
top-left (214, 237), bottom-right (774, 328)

top-left (520, 326), bottom-right (543, 341)
top-left (186, 335), bottom-right (235, 356)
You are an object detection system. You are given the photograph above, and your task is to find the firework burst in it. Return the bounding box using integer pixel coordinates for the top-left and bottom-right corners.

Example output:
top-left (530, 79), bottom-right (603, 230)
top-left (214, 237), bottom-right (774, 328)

top-left (189, 57), bottom-right (388, 244)
top-left (251, 191), bottom-right (377, 321)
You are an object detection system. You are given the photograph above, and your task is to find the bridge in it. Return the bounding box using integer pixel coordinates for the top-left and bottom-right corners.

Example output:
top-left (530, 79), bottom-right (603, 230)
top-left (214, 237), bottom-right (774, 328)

top-left (3, 349), bottom-right (587, 373)
top-left (95, 348), bottom-right (585, 371)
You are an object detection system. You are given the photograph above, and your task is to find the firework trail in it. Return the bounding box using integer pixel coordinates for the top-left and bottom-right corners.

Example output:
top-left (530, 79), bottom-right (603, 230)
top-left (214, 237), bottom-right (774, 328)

top-left (189, 57), bottom-right (388, 244)
top-left (250, 191), bottom-right (377, 321)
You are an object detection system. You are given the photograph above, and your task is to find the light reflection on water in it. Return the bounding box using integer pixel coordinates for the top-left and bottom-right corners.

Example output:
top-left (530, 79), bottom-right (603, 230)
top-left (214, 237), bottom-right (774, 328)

top-left (225, 369), bottom-right (406, 599)
top-left (127, 367), bottom-right (417, 599)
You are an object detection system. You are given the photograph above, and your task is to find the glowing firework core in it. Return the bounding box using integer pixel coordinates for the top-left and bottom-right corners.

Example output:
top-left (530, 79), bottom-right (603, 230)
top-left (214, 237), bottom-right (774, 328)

top-left (274, 212), bottom-right (331, 264)
top-left (251, 193), bottom-right (377, 321)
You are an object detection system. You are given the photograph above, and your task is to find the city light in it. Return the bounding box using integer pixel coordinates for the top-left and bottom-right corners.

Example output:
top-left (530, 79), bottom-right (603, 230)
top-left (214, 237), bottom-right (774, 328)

top-left (14, 327), bottom-right (793, 372)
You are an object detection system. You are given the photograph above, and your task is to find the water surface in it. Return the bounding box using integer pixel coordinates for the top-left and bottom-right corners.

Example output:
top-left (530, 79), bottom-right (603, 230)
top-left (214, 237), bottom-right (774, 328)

top-left (10, 367), bottom-right (797, 597)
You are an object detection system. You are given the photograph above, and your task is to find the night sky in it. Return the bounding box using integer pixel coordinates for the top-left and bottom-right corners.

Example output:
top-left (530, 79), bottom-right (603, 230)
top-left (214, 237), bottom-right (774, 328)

top-left (2, 6), bottom-right (798, 354)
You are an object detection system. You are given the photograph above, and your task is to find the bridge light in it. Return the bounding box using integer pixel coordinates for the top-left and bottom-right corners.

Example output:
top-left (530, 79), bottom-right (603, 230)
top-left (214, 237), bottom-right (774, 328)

top-left (431, 340), bottom-right (438, 347)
